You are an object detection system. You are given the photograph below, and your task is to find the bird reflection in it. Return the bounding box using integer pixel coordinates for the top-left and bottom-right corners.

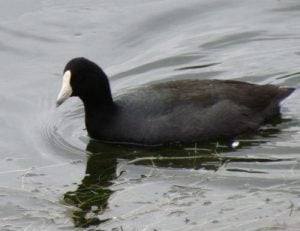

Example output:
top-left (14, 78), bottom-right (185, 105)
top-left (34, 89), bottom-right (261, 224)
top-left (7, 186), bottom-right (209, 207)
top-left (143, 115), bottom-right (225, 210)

top-left (64, 125), bottom-right (286, 228)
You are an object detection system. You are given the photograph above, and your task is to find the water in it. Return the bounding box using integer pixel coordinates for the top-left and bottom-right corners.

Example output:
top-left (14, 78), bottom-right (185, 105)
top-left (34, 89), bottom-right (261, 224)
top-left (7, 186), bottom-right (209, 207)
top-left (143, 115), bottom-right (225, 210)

top-left (0, 0), bottom-right (300, 230)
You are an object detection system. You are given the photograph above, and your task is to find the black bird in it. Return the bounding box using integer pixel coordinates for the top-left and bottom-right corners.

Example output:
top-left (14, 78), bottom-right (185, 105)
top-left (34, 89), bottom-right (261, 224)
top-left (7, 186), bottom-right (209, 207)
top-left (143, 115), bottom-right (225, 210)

top-left (56, 57), bottom-right (294, 146)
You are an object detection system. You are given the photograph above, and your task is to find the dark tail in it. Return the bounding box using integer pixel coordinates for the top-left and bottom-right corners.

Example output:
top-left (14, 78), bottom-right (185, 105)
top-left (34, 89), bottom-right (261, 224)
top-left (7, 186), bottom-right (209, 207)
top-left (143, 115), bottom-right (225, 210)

top-left (276, 87), bottom-right (295, 103)
top-left (263, 87), bottom-right (294, 123)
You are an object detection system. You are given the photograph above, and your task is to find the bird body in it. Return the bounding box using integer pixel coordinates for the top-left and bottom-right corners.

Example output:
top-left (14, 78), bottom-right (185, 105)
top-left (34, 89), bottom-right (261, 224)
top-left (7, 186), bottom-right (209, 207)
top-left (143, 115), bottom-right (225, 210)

top-left (57, 58), bottom-right (294, 146)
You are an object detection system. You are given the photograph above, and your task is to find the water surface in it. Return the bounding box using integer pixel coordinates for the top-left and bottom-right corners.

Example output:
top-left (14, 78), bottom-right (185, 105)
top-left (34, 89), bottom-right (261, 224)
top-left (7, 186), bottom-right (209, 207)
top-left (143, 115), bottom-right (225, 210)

top-left (1, 0), bottom-right (300, 230)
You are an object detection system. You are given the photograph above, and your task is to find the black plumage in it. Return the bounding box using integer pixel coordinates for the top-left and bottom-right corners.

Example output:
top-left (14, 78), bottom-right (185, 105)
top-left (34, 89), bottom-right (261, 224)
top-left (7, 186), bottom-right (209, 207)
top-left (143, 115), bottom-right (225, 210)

top-left (58, 57), bottom-right (294, 145)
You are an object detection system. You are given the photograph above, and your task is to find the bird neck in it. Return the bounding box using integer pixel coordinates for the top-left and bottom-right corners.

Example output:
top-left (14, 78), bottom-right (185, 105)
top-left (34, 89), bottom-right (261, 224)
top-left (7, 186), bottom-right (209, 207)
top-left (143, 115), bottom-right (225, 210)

top-left (79, 71), bottom-right (114, 109)
top-left (81, 93), bottom-right (115, 118)
top-left (79, 69), bottom-right (116, 131)
top-left (83, 98), bottom-right (116, 139)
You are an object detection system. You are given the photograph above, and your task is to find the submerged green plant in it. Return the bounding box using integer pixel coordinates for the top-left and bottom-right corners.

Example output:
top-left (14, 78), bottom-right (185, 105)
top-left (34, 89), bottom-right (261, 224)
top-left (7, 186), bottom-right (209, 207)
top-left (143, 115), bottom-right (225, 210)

top-left (64, 148), bottom-right (117, 228)
top-left (64, 183), bottom-right (112, 227)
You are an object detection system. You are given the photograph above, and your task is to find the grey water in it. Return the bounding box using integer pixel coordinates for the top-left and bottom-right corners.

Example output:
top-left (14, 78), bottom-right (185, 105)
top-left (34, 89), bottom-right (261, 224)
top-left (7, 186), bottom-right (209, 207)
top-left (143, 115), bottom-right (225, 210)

top-left (1, 0), bottom-right (300, 230)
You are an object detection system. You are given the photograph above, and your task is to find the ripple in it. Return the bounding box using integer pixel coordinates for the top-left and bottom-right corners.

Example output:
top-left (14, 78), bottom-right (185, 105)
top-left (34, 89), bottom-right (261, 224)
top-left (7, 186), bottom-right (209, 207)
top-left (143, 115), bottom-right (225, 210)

top-left (111, 54), bottom-right (203, 80)
top-left (41, 102), bottom-right (87, 159)
top-left (201, 31), bottom-right (265, 50)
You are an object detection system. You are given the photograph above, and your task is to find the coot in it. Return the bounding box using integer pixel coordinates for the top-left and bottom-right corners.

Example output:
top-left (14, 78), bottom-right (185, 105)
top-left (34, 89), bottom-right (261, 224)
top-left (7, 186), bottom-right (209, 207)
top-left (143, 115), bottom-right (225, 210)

top-left (56, 57), bottom-right (294, 145)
